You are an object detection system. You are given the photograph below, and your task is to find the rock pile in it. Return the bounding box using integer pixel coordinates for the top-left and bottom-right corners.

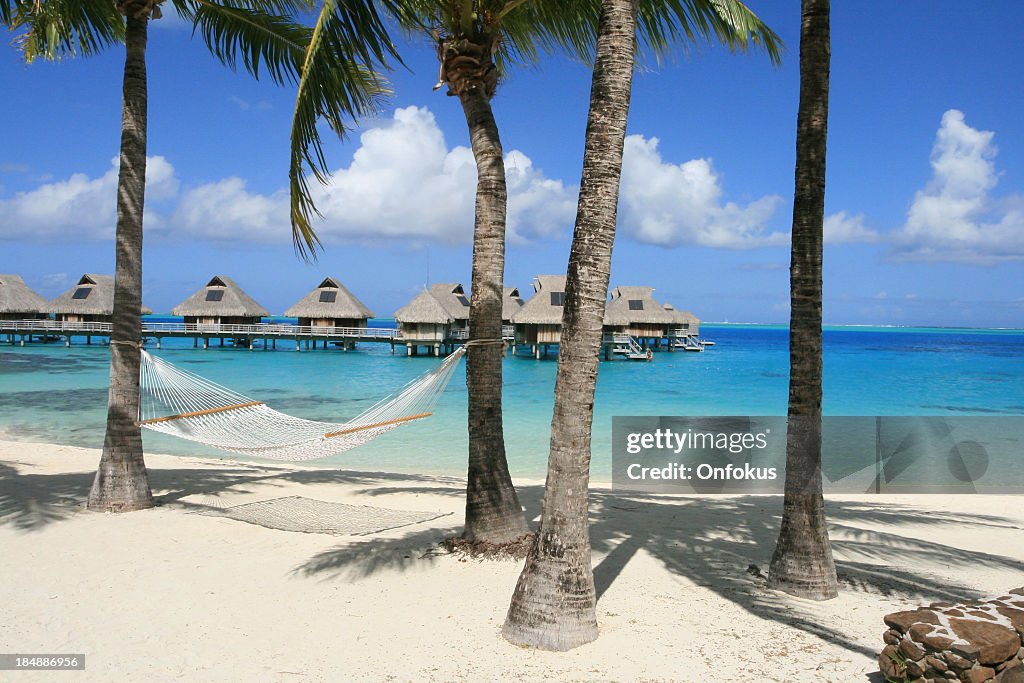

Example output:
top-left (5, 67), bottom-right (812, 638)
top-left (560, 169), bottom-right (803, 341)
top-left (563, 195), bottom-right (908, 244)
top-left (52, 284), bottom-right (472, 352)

top-left (880, 588), bottom-right (1024, 683)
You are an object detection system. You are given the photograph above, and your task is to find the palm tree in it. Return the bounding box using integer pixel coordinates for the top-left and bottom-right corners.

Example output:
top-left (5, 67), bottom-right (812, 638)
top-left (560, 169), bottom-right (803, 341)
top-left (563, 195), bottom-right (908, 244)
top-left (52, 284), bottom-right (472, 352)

top-left (292, 0), bottom-right (604, 545)
top-left (3, 0), bottom-right (399, 511)
top-left (501, 0), bottom-right (781, 651)
top-left (767, 0), bottom-right (837, 600)
top-left (501, 0), bottom-right (636, 650)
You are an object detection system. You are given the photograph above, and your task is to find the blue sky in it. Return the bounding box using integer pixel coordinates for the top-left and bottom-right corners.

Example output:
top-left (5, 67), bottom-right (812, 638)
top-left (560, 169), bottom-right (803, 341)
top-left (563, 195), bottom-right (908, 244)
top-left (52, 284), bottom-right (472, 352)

top-left (2, 2), bottom-right (1023, 326)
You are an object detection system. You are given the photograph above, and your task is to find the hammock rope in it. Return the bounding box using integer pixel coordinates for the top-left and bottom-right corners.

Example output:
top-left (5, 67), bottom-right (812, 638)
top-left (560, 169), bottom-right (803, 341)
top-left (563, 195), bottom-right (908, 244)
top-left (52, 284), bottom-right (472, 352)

top-left (138, 346), bottom-right (466, 461)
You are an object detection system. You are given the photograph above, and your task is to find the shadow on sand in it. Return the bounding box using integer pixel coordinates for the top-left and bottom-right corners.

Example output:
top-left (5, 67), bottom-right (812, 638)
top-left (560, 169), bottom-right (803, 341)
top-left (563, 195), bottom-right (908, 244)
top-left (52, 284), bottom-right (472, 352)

top-left (3, 457), bottom-right (1022, 666)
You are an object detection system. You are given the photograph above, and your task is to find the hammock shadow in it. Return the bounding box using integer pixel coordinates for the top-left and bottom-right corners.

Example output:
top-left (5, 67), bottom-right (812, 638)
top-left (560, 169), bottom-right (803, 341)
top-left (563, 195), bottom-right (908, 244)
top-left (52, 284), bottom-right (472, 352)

top-left (0, 459), bottom-right (466, 531)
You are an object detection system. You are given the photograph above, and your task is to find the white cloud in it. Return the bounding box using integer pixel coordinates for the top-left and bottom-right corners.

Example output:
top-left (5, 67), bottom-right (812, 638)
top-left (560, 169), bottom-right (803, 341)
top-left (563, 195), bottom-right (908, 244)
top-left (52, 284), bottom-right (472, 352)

top-left (0, 156), bottom-right (177, 240)
top-left (893, 109), bottom-right (1024, 263)
top-left (618, 135), bottom-right (786, 248)
top-left (0, 107), bottom-right (573, 248)
top-left (824, 211), bottom-right (878, 244)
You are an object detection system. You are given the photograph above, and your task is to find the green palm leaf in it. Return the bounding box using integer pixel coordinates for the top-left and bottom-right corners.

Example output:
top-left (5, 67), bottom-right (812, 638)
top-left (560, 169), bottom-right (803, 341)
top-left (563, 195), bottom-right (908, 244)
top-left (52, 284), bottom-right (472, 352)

top-left (5, 0), bottom-right (125, 62)
top-left (173, 0), bottom-right (312, 86)
top-left (288, 0), bottom-right (408, 259)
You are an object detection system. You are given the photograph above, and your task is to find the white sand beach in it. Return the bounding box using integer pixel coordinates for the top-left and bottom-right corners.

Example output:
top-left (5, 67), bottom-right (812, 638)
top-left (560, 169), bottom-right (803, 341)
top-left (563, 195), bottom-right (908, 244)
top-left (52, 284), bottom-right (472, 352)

top-left (2, 438), bottom-right (1023, 682)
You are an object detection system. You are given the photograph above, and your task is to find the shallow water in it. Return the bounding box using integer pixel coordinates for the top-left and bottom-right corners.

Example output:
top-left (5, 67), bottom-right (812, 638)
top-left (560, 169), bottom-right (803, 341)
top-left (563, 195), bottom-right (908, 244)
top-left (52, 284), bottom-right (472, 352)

top-left (0, 321), bottom-right (1021, 479)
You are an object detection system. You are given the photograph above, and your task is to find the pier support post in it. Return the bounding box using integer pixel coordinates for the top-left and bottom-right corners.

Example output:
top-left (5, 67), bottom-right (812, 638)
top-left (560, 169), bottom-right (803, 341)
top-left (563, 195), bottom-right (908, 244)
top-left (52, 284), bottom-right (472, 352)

top-left (193, 337), bottom-right (198, 348)
top-left (295, 338), bottom-right (300, 352)
top-left (157, 338), bottom-right (161, 350)
top-left (203, 338), bottom-right (208, 350)
top-left (272, 338), bottom-right (276, 350)
top-left (407, 344), bottom-right (413, 357)
top-left (65, 336), bottom-right (70, 347)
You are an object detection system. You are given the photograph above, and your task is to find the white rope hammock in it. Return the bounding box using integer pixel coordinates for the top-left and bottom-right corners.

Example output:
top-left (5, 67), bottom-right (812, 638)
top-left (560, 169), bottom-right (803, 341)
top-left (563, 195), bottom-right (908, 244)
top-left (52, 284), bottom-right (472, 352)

top-left (138, 347), bottom-right (465, 461)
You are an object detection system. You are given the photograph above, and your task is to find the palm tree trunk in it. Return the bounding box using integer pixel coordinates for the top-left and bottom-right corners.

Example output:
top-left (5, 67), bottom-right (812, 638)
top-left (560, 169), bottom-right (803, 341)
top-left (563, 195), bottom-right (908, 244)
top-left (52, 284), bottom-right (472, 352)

top-left (502, 0), bottom-right (636, 651)
top-left (87, 9), bottom-right (153, 512)
top-left (767, 0), bottom-right (836, 600)
top-left (457, 84), bottom-right (529, 543)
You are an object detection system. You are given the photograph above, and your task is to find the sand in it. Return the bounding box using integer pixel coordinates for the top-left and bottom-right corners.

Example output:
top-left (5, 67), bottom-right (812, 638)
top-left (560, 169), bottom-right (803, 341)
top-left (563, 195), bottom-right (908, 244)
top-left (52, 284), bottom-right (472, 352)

top-left (1, 438), bottom-right (1022, 682)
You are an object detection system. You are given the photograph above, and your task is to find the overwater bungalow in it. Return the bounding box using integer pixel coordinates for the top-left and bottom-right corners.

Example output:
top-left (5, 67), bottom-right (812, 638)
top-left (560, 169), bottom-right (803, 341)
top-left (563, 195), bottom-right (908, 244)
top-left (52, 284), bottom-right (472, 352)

top-left (511, 275), bottom-right (566, 359)
top-left (663, 303), bottom-right (700, 337)
top-left (284, 277), bottom-right (374, 350)
top-left (502, 287), bottom-right (523, 336)
top-left (0, 274), bottom-right (49, 321)
top-left (603, 286), bottom-right (675, 349)
top-left (394, 287), bottom-right (457, 356)
top-left (49, 273), bottom-right (153, 323)
top-left (172, 275), bottom-right (268, 327)
top-left (428, 283), bottom-right (470, 336)
top-left (663, 303), bottom-right (704, 351)
top-left (171, 276), bottom-right (268, 349)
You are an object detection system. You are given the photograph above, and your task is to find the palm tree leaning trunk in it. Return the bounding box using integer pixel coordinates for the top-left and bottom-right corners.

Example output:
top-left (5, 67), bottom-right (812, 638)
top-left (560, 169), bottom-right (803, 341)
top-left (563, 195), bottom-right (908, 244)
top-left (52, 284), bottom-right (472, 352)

top-left (437, 34), bottom-right (529, 544)
top-left (767, 0), bottom-right (837, 600)
top-left (87, 0), bottom-right (155, 512)
top-left (502, 0), bottom-right (636, 651)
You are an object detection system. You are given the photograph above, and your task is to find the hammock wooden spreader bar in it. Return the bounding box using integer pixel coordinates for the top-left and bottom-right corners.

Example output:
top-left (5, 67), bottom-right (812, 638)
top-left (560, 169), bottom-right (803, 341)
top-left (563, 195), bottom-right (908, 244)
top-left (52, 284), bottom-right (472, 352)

top-left (138, 401), bottom-right (265, 425)
top-left (323, 412), bottom-right (432, 439)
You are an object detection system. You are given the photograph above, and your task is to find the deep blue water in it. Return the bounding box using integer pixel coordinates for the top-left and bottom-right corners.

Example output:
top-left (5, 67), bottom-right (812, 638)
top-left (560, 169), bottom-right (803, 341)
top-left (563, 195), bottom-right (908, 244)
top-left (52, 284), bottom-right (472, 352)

top-left (0, 320), bottom-right (1021, 479)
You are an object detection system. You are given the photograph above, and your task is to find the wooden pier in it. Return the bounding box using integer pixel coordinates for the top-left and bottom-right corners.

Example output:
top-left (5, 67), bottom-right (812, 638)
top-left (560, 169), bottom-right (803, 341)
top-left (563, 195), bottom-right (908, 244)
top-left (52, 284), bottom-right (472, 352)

top-left (1, 321), bottom-right (709, 359)
top-left (0, 320), bottom-right (516, 355)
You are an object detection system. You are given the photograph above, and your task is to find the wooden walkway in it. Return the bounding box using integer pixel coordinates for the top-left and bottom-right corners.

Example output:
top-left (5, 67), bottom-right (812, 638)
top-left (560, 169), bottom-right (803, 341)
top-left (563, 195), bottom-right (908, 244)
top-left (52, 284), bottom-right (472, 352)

top-left (0, 320), bottom-right (514, 353)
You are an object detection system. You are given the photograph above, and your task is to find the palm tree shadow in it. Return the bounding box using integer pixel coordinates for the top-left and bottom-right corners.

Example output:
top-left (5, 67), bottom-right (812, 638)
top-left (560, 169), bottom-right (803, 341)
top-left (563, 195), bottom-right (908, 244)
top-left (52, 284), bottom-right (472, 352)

top-left (294, 483), bottom-right (1024, 662)
top-left (6, 457), bottom-right (1021, 665)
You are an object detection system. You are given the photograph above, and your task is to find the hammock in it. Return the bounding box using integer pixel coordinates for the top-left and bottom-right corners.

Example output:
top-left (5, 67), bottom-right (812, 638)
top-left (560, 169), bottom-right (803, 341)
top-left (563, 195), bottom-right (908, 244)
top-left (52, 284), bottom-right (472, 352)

top-left (138, 347), bottom-right (465, 461)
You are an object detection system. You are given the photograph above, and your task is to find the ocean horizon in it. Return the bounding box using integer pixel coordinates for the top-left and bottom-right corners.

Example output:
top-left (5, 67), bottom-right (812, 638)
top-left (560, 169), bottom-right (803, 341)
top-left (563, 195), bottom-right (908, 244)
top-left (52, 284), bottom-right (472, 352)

top-left (1, 321), bottom-right (1022, 480)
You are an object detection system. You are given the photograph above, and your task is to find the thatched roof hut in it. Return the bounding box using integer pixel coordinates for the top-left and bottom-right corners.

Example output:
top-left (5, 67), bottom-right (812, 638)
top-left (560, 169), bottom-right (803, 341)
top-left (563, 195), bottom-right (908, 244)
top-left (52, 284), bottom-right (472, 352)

top-left (49, 274), bottom-right (153, 322)
top-left (428, 283), bottom-right (470, 325)
top-left (663, 303), bottom-right (700, 335)
top-left (0, 274), bottom-right (50, 320)
top-left (171, 275), bottom-right (268, 325)
top-left (394, 287), bottom-right (457, 346)
top-left (512, 275), bottom-right (566, 346)
top-left (394, 288), bottom-right (454, 324)
top-left (512, 275), bottom-right (566, 326)
top-left (284, 277), bottom-right (374, 327)
top-left (603, 287), bottom-right (674, 337)
top-left (502, 287), bottom-right (524, 323)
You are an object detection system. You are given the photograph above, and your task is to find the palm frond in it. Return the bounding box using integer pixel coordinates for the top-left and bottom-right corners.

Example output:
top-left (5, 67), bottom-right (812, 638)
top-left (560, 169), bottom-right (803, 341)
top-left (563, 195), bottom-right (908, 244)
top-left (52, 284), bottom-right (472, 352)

top-left (288, 0), bottom-right (400, 259)
top-left (174, 0), bottom-right (311, 86)
top-left (636, 0), bottom-right (783, 66)
top-left (4, 0), bottom-right (124, 63)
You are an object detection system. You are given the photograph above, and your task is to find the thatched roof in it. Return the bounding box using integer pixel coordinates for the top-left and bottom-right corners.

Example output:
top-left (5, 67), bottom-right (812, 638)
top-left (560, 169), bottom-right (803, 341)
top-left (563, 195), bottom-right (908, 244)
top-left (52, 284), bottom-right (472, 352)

top-left (283, 277), bottom-right (374, 320)
top-left (0, 274), bottom-right (49, 314)
top-left (663, 303), bottom-right (700, 325)
top-left (394, 288), bottom-right (454, 324)
top-left (604, 286), bottom-right (674, 326)
top-left (502, 287), bottom-right (524, 321)
top-left (511, 275), bottom-right (566, 325)
top-left (171, 275), bottom-right (269, 318)
top-left (49, 274), bottom-right (153, 316)
top-left (429, 283), bottom-right (471, 321)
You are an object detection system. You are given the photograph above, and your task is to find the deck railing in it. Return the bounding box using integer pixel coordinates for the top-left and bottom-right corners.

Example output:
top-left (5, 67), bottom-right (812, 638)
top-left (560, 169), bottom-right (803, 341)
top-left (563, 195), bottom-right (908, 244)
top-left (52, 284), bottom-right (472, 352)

top-left (1, 319), bottom-right (401, 340)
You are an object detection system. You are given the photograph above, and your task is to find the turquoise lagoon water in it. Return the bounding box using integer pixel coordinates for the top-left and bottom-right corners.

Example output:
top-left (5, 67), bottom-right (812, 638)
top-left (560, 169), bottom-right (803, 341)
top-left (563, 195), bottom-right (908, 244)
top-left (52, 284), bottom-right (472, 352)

top-left (0, 320), bottom-right (1022, 480)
